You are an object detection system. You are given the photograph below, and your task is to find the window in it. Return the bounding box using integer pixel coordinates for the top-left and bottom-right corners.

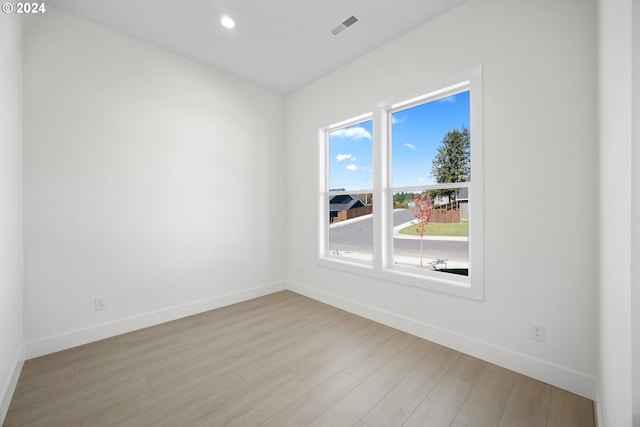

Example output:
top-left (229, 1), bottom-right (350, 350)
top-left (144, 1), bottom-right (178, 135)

top-left (327, 118), bottom-right (374, 262)
top-left (318, 66), bottom-right (483, 299)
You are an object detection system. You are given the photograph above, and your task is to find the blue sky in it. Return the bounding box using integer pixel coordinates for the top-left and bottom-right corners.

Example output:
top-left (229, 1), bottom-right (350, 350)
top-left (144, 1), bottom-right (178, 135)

top-left (329, 91), bottom-right (469, 190)
top-left (329, 120), bottom-right (373, 190)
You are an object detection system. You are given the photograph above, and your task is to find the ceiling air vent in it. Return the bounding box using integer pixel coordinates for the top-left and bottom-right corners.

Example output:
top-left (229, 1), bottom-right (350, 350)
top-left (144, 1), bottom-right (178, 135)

top-left (330, 15), bottom-right (359, 36)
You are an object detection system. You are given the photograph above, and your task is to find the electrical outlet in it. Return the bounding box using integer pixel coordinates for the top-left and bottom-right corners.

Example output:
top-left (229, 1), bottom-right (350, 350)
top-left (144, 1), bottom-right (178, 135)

top-left (530, 322), bottom-right (545, 341)
top-left (94, 297), bottom-right (107, 311)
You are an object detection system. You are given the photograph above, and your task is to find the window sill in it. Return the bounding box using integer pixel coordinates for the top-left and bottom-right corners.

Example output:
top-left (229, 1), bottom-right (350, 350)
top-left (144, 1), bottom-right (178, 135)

top-left (316, 255), bottom-right (482, 300)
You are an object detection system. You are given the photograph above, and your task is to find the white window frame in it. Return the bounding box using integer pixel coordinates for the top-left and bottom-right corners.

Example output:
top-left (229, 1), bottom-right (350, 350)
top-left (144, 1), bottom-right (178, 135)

top-left (319, 114), bottom-right (374, 265)
top-left (317, 66), bottom-right (483, 300)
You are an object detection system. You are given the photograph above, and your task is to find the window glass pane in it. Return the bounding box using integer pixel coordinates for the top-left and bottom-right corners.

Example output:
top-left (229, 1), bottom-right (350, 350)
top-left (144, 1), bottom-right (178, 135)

top-left (329, 193), bottom-right (373, 262)
top-left (329, 120), bottom-right (373, 191)
top-left (392, 189), bottom-right (468, 276)
top-left (391, 91), bottom-right (470, 187)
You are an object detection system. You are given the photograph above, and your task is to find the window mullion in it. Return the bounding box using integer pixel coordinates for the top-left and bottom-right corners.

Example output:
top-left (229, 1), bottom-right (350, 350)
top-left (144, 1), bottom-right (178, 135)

top-left (372, 108), bottom-right (387, 271)
top-left (317, 130), bottom-right (329, 257)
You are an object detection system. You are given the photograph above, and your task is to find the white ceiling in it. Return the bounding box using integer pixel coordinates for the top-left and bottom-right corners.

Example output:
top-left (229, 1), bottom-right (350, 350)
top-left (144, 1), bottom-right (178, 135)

top-left (46, 0), bottom-right (465, 94)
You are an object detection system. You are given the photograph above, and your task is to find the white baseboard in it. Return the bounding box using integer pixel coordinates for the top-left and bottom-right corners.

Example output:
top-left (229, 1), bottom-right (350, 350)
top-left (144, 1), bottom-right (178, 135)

top-left (1, 344), bottom-right (24, 425)
top-left (25, 281), bottom-right (286, 359)
top-left (20, 279), bottom-right (596, 400)
top-left (593, 382), bottom-right (602, 427)
top-left (286, 280), bottom-right (596, 400)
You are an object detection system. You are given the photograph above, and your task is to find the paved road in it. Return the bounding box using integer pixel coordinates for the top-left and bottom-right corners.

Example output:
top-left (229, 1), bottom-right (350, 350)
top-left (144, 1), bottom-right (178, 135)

top-left (329, 209), bottom-right (468, 262)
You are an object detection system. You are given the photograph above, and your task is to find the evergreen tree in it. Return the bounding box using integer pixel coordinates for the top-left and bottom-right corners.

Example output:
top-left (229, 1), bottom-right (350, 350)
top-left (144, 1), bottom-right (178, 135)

top-left (430, 126), bottom-right (470, 202)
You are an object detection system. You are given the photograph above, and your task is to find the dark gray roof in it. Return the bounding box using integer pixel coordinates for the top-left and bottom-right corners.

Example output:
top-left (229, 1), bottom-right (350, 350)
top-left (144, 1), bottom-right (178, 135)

top-left (329, 194), bottom-right (365, 212)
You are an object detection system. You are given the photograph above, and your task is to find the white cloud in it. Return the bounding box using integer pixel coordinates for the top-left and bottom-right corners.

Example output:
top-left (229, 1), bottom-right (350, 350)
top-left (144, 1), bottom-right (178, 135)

top-left (351, 157), bottom-right (357, 161)
top-left (332, 126), bottom-right (371, 140)
top-left (403, 143), bottom-right (416, 150)
top-left (346, 164), bottom-right (359, 171)
top-left (392, 116), bottom-right (406, 125)
top-left (336, 153), bottom-right (352, 162)
top-left (418, 177), bottom-right (426, 182)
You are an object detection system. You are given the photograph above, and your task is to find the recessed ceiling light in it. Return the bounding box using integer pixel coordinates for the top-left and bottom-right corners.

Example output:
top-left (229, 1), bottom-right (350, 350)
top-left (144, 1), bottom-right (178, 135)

top-left (220, 15), bottom-right (235, 29)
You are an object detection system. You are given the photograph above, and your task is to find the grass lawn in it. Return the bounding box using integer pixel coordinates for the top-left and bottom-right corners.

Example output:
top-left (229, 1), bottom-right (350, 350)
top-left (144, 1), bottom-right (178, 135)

top-left (399, 222), bottom-right (469, 237)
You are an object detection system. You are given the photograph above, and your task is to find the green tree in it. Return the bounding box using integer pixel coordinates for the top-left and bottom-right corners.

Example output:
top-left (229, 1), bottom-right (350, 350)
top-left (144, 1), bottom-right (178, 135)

top-left (430, 126), bottom-right (470, 202)
top-left (393, 192), bottom-right (415, 208)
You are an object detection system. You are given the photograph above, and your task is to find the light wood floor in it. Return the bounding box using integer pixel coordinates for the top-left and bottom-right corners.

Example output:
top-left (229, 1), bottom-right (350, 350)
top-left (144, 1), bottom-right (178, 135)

top-left (5, 291), bottom-right (594, 427)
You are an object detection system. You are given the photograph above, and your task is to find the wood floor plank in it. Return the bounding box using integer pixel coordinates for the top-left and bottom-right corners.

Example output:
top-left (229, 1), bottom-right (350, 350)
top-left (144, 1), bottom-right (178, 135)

top-left (214, 369), bottom-right (359, 426)
top-left (147, 329), bottom-right (297, 390)
top-left (307, 339), bottom-right (436, 427)
top-left (10, 363), bottom-right (75, 398)
top-left (148, 304), bottom-right (352, 387)
top-left (285, 304), bottom-right (352, 340)
top-left (112, 370), bottom-right (258, 427)
top-left (13, 327), bottom-right (247, 414)
top-left (80, 300), bottom-right (308, 390)
top-left (18, 335), bottom-right (129, 379)
top-left (287, 322), bottom-right (389, 376)
top-left (161, 367), bottom-right (298, 426)
top-left (403, 373), bottom-right (473, 427)
top-left (447, 352), bottom-right (488, 384)
top-left (7, 363), bottom-right (148, 414)
top-left (546, 386), bottom-right (595, 427)
top-left (73, 331), bottom-right (210, 380)
top-left (24, 335), bottom-right (129, 367)
top-left (121, 291), bottom-right (307, 351)
top-left (237, 309), bottom-right (368, 383)
top-left (260, 372), bottom-right (361, 427)
top-left (195, 293), bottom-right (324, 342)
top-left (452, 363), bottom-right (518, 427)
top-left (498, 373), bottom-right (552, 427)
top-left (295, 323), bottom-right (397, 380)
top-left (116, 294), bottom-right (318, 368)
top-left (4, 377), bottom-right (150, 426)
top-left (362, 345), bottom-right (459, 427)
top-left (224, 324), bottom-right (403, 425)
top-left (343, 330), bottom-right (416, 381)
top-left (81, 371), bottom-right (244, 427)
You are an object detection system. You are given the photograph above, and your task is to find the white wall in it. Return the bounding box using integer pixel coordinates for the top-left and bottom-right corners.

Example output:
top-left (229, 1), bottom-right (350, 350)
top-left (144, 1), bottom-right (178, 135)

top-left (0, 12), bottom-right (24, 423)
top-left (23, 8), bottom-right (286, 357)
top-left (286, 0), bottom-right (598, 399)
top-left (598, 0), bottom-right (637, 425)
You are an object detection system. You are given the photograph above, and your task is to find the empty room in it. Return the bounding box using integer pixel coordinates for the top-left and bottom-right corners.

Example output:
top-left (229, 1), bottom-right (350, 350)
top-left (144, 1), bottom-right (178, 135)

top-left (1, 0), bottom-right (638, 425)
